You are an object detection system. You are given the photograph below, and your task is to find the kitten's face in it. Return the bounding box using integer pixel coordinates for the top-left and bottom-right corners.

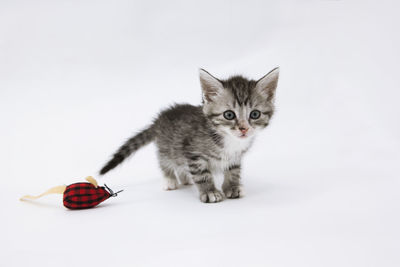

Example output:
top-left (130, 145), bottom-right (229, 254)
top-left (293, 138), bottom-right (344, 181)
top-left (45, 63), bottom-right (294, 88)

top-left (200, 68), bottom-right (279, 140)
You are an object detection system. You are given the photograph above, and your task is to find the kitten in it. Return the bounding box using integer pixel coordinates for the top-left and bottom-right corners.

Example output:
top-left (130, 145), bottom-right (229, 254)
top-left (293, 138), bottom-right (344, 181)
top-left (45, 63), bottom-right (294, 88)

top-left (100, 68), bottom-right (279, 203)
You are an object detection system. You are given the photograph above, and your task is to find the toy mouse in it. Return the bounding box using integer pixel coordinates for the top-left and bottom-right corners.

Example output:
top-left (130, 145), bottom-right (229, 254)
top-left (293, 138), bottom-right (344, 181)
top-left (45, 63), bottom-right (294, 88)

top-left (20, 176), bottom-right (123, 209)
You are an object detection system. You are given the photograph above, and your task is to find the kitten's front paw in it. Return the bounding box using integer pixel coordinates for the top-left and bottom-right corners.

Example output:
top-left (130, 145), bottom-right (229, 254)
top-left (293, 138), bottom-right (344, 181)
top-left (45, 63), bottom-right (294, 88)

top-left (199, 190), bottom-right (224, 203)
top-left (223, 186), bottom-right (244, 199)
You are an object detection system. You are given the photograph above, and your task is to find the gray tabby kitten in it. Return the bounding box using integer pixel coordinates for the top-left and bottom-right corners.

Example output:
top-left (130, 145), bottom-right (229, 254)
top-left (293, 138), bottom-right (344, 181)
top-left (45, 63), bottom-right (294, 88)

top-left (100, 68), bottom-right (279, 203)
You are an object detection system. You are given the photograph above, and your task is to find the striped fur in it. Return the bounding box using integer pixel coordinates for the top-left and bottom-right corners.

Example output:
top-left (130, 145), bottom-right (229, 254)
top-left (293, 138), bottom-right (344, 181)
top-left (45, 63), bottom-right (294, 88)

top-left (99, 68), bottom-right (279, 203)
top-left (100, 126), bottom-right (155, 175)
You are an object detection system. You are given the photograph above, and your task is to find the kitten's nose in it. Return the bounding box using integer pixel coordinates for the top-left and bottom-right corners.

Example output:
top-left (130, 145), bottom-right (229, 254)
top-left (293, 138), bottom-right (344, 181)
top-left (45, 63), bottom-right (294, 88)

top-left (239, 127), bottom-right (248, 134)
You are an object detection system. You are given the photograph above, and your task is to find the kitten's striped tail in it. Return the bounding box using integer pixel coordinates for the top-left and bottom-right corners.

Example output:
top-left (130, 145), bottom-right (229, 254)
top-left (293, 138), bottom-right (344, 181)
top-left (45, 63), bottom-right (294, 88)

top-left (99, 125), bottom-right (155, 175)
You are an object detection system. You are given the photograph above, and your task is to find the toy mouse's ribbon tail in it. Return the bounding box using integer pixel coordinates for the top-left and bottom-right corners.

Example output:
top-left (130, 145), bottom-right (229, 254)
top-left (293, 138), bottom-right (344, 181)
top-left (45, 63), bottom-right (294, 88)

top-left (20, 185), bottom-right (67, 201)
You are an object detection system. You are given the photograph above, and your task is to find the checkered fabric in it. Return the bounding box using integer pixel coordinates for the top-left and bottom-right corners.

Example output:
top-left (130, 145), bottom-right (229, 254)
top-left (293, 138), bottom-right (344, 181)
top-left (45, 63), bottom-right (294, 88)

top-left (63, 182), bottom-right (111, 209)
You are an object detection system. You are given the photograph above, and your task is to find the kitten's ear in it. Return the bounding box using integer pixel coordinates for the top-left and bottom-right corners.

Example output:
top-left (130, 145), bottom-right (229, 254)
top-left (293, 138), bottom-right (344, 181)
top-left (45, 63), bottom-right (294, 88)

top-left (255, 67), bottom-right (280, 101)
top-left (199, 69), bottom-right (223, 102)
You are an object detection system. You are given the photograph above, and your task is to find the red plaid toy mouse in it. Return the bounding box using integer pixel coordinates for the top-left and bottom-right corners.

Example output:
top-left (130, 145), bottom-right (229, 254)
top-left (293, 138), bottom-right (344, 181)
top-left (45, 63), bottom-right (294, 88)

top-left (20, 176), bottom-right (123, 209)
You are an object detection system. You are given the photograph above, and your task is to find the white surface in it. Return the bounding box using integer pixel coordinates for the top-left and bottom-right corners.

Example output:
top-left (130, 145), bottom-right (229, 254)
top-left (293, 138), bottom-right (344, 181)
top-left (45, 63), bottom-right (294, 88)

top-left (1, 1), bottom-right (399, 266)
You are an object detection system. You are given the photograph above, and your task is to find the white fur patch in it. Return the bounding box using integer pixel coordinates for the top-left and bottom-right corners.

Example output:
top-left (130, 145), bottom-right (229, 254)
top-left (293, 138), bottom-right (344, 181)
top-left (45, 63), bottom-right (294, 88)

top-left (211, 132), bottom-right (254, 173)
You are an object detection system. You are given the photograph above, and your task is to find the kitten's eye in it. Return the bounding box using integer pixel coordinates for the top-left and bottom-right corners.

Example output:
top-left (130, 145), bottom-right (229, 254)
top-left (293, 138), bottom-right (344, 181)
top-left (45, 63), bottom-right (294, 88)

top-left (223, 110), bottom-right (236, 120)
top-left (250, 110), bottom-right (261, 119)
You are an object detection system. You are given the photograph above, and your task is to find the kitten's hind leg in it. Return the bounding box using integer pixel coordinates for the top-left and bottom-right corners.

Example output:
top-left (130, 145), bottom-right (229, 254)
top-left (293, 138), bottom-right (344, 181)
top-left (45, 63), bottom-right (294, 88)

top-left (160, 163), bottom-right (179, 191)
top-left (177, 170), bottom-right (193, 185)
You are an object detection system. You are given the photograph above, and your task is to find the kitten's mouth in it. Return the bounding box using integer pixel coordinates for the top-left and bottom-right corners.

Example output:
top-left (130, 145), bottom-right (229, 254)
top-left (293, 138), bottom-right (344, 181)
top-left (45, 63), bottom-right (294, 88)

top-left (228, 129), bottom-right (251, 139)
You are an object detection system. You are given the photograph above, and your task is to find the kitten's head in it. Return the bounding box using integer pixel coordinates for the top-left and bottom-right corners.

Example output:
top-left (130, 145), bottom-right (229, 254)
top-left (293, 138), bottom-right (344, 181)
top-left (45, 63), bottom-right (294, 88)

top-left (200, 68), bottom-right (279, 139)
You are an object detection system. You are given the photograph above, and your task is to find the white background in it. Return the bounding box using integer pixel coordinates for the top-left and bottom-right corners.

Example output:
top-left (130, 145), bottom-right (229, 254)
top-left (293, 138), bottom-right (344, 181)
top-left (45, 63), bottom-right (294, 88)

top-left (1, 0), bottom-right (399, 266)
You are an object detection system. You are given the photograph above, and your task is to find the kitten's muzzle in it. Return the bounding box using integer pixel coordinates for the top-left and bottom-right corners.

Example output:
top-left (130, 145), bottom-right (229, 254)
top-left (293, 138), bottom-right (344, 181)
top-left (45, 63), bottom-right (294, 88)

top-left (239, 127), bottom-right (249, 134)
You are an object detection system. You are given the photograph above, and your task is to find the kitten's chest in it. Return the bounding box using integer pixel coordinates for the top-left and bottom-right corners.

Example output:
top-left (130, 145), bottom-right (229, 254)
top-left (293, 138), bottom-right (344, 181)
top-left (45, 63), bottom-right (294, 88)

top-left (210, 135), bottom-right (253, 172)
